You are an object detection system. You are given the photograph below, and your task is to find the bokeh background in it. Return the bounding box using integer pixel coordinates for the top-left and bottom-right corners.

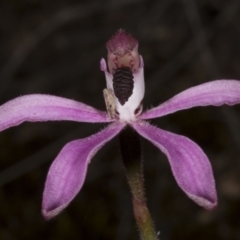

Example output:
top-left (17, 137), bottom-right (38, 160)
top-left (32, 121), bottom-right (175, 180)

top-left (0, 0), bottom-right (240, 239)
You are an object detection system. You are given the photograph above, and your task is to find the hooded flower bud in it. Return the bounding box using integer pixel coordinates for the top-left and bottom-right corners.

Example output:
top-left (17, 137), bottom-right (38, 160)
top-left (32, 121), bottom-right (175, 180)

top-left (106, 29), bottom-right (140, 74)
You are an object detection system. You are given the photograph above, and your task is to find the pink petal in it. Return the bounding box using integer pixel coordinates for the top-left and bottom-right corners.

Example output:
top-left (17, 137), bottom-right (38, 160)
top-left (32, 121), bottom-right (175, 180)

top-left (141, 80), bottom-right (240, 119)
top-left (0, 94), bottom-right (111, 131)
top-left (42, 122), bottom-right (125, 220)
top-left (132, 121), bottom-right (217, 210)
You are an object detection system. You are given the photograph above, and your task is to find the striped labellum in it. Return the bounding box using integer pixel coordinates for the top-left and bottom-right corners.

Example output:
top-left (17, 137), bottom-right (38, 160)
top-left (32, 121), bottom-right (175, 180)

top-left (113, 66), bottom-right (134, 105)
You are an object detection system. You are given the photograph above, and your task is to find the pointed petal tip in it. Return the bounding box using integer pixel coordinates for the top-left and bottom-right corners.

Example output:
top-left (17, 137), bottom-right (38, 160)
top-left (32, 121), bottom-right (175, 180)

top-left (42, 209), bottom-right (53, 221)
top-left (42, 209), bottom-right (56, 221)
top-left (187, 193), bottom-right (218, 211)
top-left (42, 205), bottom-right (66, 221)
top-left (100, 58), bottom-right (107, 72)
top-left (42, 200), bottom-right (70, 220)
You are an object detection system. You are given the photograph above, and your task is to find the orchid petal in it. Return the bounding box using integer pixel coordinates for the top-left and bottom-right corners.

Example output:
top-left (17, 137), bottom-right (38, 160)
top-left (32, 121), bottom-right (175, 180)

top-left (42, 122), bottom-right (125, 220)
top-left (0, 94), bottom-right (111, 132)
top-left (132, 121), bottom-right (217, 210)
top-left (100, 58), bottom-right (113, 90)
top-left (141, 80), bottom-right (240, 119)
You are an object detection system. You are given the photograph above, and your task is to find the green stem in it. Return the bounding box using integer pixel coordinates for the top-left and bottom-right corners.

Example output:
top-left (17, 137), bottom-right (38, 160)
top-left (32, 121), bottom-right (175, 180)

top-left (119, 126), bottom-right (159, 240)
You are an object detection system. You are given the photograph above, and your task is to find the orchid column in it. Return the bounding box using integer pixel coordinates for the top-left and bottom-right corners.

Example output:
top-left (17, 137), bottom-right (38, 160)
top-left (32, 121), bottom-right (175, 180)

top-left (102, 30), bottom-right (159, 240)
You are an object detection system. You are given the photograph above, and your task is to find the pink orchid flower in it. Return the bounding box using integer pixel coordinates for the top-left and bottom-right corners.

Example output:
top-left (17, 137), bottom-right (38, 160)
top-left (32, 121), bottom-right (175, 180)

top-left (1, 30), bottom-right (240, 220)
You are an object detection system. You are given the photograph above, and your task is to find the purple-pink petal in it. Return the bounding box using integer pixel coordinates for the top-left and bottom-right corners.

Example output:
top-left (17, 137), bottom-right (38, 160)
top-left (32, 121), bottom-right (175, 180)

top-left (42, 122), bottom-right (125, 220)
top-left (0, 94), bottom-right (111, 132)
top-left (141, 80), bottom-right (240, 119)
top-left (132, 121), bottom-right (217, 210)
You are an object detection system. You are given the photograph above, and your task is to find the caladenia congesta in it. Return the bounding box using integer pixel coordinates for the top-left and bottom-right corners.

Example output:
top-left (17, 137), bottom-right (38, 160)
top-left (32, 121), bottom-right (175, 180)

top-left (1, 30), bottom-right (240, 239)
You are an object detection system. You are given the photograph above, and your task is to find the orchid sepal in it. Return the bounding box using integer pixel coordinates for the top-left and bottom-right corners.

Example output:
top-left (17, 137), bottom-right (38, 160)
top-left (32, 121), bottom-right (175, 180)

top-left (0, 94), bottom-right (112, 132)
top-left (42, 122), bottom-right (125, 220)
top-left (141, 80), bottom-right (240, 119)
top-left (132, 120), bottom-right (217, 210)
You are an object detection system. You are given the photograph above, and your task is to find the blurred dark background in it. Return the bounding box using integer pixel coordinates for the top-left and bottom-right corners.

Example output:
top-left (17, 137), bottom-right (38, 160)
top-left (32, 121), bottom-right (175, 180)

top-left (0, 0), bottom-right (240, 239)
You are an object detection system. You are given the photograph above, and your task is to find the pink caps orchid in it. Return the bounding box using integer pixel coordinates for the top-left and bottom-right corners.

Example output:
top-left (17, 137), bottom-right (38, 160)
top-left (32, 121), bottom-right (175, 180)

top-left (1, 30), bottom-right (240, 220)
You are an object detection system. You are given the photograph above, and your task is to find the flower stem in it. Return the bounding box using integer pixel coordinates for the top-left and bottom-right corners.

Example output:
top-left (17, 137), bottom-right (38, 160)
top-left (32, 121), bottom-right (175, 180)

top-left (119, 125), bottom-right (159, 240)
